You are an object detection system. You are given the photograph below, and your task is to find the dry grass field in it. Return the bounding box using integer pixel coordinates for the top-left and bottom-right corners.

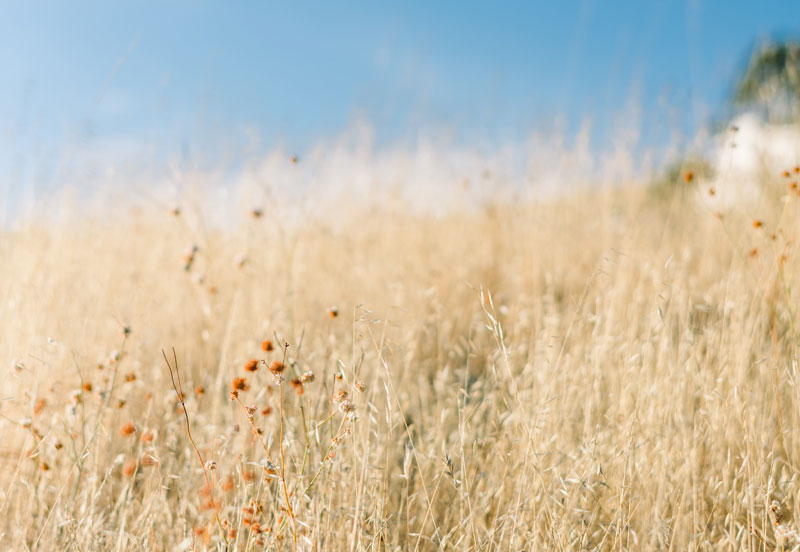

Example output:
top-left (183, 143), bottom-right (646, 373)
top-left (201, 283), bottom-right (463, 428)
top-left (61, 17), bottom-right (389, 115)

top-left (3, 171), bottom-right (800, 550)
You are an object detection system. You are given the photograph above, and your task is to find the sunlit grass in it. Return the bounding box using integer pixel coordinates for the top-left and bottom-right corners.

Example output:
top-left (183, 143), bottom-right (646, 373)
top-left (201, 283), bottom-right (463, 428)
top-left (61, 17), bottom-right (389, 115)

top-left (2, 171), bottom-right (800, 550)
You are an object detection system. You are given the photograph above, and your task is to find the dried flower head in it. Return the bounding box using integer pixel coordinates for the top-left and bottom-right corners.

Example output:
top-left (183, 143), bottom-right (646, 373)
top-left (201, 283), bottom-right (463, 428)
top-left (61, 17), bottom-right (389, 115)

top-left (300, 371), bottom-right (315, 383)
top-left (684, 171), bottom-right (693, 183)
top-left (82, 382), bottom-right (93, 393)
top-left (232, 377), bottom-right (250, 392)
top-left (333, 389), bottom-right (349, 404)
top-left (338, 400), bottom-right (356, 414)
top-left (195, 385), bottom-right (205, 396)
top-left (120, 422), bottom-right (137, 437)
top-left (329, 307), bottom-right (339, 318)
top-left (244, 359), bottom-right (259, 372)
top-left (269, 361), bottom-right (285, 375)
top-left (753, 220), bottom-right (763, 229)
top-left (261, 339), bottom-right (274, 352)
top-left (290, 378), bottom-right (304, 395)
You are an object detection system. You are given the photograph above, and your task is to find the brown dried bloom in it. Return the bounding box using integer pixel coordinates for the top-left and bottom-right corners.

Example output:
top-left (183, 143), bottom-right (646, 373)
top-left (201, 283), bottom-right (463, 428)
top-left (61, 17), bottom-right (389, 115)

top-left (269, 361), bottom-right (285, 374)
top-left (290, 378), bottom-right (304, 395)
top-left (300, 371), bottom-right (315, 383)
top-left (244, 359), bottom-right (259, 372)
top-left (232, 377), bottom-right (250, 392)
top-left (261, 340), bottom-right (274, 352)
top-left (333, 389), bottom-right (349, 404)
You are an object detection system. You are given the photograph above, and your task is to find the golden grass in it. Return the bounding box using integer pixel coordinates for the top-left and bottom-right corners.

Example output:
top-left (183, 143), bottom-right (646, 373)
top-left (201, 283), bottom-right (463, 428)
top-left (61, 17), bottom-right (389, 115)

top-left (1, 181), bottom-right (800, 550)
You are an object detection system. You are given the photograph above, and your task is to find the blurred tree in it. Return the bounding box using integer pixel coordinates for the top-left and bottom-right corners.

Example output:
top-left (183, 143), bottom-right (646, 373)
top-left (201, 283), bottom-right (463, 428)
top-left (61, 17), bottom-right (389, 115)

top-left (734, 41), bottom-right (800, 122)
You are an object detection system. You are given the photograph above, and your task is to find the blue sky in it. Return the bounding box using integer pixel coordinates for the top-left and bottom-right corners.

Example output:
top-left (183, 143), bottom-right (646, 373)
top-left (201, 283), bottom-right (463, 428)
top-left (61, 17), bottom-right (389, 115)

top-left (1, 0), bottom-right (799, 188)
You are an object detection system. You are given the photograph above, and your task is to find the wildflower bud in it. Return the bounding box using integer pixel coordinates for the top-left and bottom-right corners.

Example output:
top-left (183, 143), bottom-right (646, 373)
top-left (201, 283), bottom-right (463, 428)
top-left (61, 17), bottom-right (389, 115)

top-left (141, 454), bottom-right (159, 466)
top-left (123, 458), bottom-right (137, 478)
top-left (204, 460), bottom-right (217, 471)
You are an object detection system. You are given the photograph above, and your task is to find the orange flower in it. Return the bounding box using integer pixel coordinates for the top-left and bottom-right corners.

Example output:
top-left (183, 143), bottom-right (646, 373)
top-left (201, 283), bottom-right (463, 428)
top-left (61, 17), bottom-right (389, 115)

top-left (753, 220), bottom-right (763, 229)
top-left (33, 398), bottom-right (46, 416)
top-left (684, 171), bottom-right (694, 183)
top-left (123, 458), bottom-right (137, 478)
top-left (290, 378), bottom-right (304, 395)
top-left (269, 361), bottom-right (285, 375)
top-left (244, 359), bottom-right (259, 372)
top-left (120, 422), bottom-right (137, 437)
top-left (232, 377), bottom-right (250, 391)
top-left (261, 339), bottom-right (274, 352)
